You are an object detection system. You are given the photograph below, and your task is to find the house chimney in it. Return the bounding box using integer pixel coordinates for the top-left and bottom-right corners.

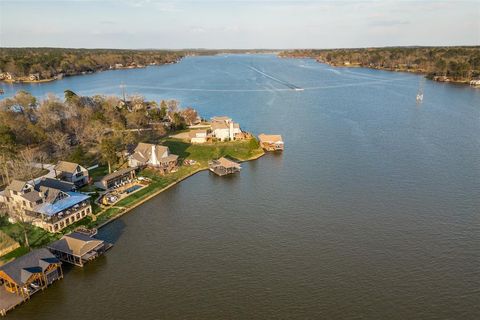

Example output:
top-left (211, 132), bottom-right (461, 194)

top-left (150, 145), bottom-right (158, 165)
top-left (229, 121), bottom-right (234, 140)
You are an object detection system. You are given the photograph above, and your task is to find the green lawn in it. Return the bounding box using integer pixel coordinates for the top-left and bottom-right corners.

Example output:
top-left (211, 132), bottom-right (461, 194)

top-left (0, 138), bottom-right (264, 263)
top-left (163, 137), bottom-right (264, 165)
top-left (88, 165), bottom-right (110, 180)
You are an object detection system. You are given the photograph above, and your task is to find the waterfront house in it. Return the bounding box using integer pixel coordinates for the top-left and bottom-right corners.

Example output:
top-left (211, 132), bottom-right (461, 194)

top-left (48, 232), bottom-right (111, 267)
top-left (0, 179), bottom-right (92, 233)
top-left (28, 73), bottom-right (39, 81)
top-left (209, 157), bottom-right (241, 176)
top-left (210, 116), bottom-right (242, 141)
top-left (128, 142), bottom-right (179, 174)
top-left (258, 134), bottom-right (284, 151)
top-left (0, 72), bottom-right (14, 81)
top-left (97, 167), bottom-right (136, 190)
top-left (0, 248), bottom-right (62, 315)
top-left (470, 79), bottom-right (480, 87)
top-left (54, 161), bottom-right (89, 187)
top-left (189, 129), bottom-right (208, 144)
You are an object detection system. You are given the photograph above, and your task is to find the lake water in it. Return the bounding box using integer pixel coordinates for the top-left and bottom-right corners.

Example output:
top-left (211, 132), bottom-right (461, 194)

top-left (2, 55), bottom-right (480, 319)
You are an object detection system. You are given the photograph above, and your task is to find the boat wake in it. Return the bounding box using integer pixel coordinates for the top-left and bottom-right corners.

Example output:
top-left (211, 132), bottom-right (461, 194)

top-left (247, 66), bottom-right (303, 91)
top-left (125, 78), bottom-right (406, 93)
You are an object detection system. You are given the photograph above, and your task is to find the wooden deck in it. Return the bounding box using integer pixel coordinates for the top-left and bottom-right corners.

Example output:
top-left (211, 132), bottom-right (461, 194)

top-left (0, 288), bottom-right (24, 316)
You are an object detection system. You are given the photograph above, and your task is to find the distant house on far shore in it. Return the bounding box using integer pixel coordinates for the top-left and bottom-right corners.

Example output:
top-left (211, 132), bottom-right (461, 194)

top-left (470, 79), bottom-right (480, 87)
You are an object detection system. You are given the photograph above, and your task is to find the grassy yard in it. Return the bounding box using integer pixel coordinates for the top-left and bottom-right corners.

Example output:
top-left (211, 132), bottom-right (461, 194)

top-left (0, 217), bottom-right (62, 263)
top-left (163, 137), bottom-right (264, 165)
top-left (88, 165), bottom-right (110, 180)
top-left (0, 138), bottom-right (264, 263)
top-left (87, 138), bottom-right (263, 226)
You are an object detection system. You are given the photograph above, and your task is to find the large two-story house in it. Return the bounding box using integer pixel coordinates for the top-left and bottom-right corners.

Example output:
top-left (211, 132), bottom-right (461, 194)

top-left (128, 143), bottom-right (179, 175)
top-left (1, 180), bottom-right (91, 233)
top-left (53, 161), bottom-right (89, 187)
top-left (210, 116), bottom-right (242, 141)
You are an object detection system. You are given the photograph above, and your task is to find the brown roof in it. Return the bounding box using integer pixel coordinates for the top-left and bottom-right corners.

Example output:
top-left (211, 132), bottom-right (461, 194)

top-left (158, 154), bottom-right (179, 164)
top-left (214, 157), bottom-right (241, 169)
top-left (132, 142), bottom-right (170, 163)
top-left (48, 232), bottom-right (104, 257)
top-left (211, 116), bottom-right (231, 122)
top-left (54, 161), bottom-right (80, 173)
top-left (6, 180), bottom-right (28, 192)
top-left (188, 129), bottom-right (207, 138)
top-left (258, 134), bottom-right (283, 143)
top-left (20, 190), bottom-right (43, 203)
top-left (211, 121), bottom-right (229, 130)
top-left (38, 186), bottom-right (63, 203)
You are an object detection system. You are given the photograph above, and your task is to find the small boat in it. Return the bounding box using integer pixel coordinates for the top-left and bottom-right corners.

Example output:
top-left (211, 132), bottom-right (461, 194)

top-left (416, 78), bottom-right (425, 103)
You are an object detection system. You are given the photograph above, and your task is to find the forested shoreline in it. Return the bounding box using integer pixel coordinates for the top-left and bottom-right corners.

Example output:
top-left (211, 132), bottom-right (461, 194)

top-left (0, 48), bottom-right (275, 83)
top-left (0, 48), bottom-right (192, 82)
top-left (280, 46), bottom-right (480, 84)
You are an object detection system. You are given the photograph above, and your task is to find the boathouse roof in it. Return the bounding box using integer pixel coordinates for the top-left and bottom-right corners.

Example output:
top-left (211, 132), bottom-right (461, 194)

top-left (258, 134), bottom-right (283, 143)
top-left (0, 249), bottom-right (60, 285)
top-left (48, 232), bottom-right (104, 257)
top-left (214, 157), bottom-right (241, 169)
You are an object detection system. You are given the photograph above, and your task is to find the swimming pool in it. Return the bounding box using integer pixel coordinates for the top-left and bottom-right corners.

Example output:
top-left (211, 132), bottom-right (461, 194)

top-left (125, 185), bottom-right (142, 194)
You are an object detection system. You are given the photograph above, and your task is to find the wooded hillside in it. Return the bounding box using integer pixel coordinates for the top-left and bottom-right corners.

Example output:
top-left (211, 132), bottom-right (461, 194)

top-left (280, 47), bottom-right (480, 82)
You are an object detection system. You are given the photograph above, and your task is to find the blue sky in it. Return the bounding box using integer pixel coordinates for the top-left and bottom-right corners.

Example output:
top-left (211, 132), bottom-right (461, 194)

top-left (0, 0), bottom-right (479, 48)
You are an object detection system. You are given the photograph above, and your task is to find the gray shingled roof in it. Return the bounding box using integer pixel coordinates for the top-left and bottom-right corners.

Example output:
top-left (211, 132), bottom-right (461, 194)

top-left (101, 167), bottom-right (136, 182)
top-left (35, 178), bottom-right (75, 192)
top-left (20, 190), bottom-right (43, 203)
top-left (6, 180), bottom-right (27, 192)
top-left (0, 248), bottom-right (60, 285)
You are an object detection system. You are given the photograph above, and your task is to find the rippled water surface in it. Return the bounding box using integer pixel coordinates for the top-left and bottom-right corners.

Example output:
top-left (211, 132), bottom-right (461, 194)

top-left (3, 55), bottom-right (480, 319)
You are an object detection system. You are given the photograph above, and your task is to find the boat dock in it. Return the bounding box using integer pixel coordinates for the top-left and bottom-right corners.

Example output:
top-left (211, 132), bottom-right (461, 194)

top-left (209, 157), bottom-right (241, 176)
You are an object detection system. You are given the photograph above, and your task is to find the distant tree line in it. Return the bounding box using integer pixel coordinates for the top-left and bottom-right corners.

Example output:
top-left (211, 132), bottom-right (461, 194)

top-left (280, 47), bottom-right (480, 82)
top-left (0, 48), bottom-right (189, 80)
top-left (0, 48), bottom-right (278, 81)
top-left (0, 90), bottom-right (199, 183)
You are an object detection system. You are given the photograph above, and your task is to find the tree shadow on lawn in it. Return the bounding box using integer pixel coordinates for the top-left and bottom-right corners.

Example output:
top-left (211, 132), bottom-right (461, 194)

top-left (162, 139), bottom-right (191, 159)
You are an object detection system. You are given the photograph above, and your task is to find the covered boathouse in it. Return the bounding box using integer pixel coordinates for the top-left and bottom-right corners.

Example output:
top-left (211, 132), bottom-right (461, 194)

top-left (258, 134), bottom-right (284, 151)
top-left (48, 232), bottom-right (111, 267)
top-left (209, 157), bottom-right (241, 176)
top-left (0, 248), bottom-right (62, 316)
